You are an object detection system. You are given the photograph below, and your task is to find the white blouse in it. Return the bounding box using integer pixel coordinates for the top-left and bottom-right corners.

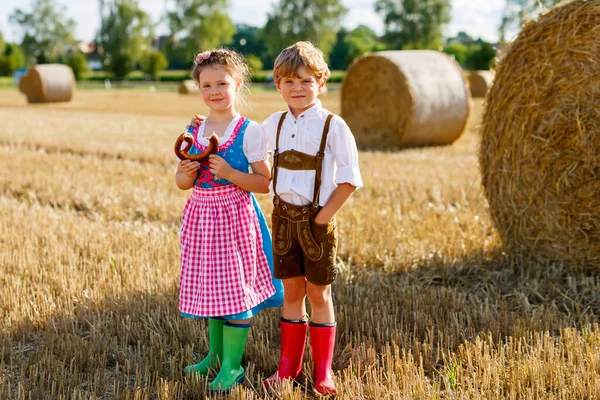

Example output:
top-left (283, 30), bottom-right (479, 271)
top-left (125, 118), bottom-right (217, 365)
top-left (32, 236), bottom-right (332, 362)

top-left (177, 114), bottom-right (268, 164)
top-left (262, 100), bottom-right (363, 207)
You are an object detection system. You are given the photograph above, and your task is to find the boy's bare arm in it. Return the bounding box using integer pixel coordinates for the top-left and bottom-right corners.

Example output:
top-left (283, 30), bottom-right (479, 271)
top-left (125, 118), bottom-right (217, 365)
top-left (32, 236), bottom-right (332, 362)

top-left (314, 183), bottom-right (356, 224)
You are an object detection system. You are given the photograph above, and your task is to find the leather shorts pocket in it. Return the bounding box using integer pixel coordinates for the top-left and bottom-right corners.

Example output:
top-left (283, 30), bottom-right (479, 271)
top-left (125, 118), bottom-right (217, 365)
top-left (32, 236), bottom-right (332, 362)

top-left (311, 218), bottom-right (338, 247)
top-left (299, 220), bottom-right (323, 261)
top-left (272, 211), bottom-right (292, 255)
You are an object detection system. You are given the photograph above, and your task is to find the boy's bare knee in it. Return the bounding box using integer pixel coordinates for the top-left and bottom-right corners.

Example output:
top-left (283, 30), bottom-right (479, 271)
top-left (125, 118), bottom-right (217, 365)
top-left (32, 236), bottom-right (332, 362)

top-left (306, 284), bottom-right (331, 307)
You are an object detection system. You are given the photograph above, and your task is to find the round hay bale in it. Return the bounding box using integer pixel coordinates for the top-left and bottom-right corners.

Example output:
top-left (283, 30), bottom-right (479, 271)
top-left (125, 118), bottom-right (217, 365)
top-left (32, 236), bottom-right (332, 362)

top-left (480, 0), bottom-right (600, 268)
top-left (341, 50), bottom-right (470, 148)
top-left (178, 80), bottom-right (199, 94)
top-left (18, 76), bottom-right (26, 94)
top-left (19, 64), bottom-right (75, 103)
top-left (467, 70), bottom-right (493, 98)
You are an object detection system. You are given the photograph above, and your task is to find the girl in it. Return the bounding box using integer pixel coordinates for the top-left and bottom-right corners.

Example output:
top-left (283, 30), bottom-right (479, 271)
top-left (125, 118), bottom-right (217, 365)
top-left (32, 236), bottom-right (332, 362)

top-left (175, 49), bottom-right (283, 392)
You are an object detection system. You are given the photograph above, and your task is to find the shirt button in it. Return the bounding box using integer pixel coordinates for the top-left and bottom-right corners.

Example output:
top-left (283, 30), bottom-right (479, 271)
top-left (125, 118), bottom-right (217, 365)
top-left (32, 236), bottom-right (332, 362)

top-left (292, 134), bottom-right (295, 138)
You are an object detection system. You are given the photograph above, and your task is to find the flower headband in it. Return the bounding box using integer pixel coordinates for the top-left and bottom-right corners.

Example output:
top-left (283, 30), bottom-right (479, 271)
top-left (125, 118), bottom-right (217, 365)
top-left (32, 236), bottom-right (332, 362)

top-left (195, 51), bottom-right (211, 65)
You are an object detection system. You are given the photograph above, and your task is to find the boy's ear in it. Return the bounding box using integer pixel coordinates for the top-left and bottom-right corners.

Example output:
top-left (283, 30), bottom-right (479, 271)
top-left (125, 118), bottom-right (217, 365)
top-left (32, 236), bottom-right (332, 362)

top-left (235, 78), bottom-right (242, 91)
top-left (318, 79), bottom-right (327, 92)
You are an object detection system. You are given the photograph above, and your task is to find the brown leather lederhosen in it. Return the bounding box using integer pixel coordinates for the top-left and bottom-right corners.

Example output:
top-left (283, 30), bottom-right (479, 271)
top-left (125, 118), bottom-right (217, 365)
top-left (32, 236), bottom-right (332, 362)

top-left (270, 112), bottom-right (338, 285)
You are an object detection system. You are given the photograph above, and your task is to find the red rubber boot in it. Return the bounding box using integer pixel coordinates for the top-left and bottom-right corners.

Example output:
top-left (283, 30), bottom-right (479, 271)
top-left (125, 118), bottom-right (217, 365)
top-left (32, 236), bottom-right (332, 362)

top-left (263, 318), bottom-right (308, 388)
top-left (309, 322), bottom-right (337, 396)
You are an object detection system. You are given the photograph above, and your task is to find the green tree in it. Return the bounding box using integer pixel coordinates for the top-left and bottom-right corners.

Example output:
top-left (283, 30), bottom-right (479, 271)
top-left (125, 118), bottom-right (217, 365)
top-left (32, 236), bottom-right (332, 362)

top-left (0, 31), bottom-right (5, 55)
top-left (166, 0), bottom-right (235, 65)
top-left (329, 29), bottom-right (351, 70)
top-left (464, 41), bottom-right (496, 70)
top-left (330, 25), bottom-right (383, 70)
top-left (262, 0), bottom-right (347, 67)
top-left (162, 37), bottom-right (188, 70)
top-left (347, 25), bottom-right (383, 62)
top-left (375, 0), bottom-right (451, 50)
top-left (97, 0), bottom-right (153, 80)
top-left (228, 24), bottom-right (267, 61)
top-left (9, 0), bottom-right (76, 64)
top-left (443, 42), bottom-right (469, 66)
top-left (140, 50), bottom-right (168, 81)
top-left (246, 54), bottom-right (264, 75)
top-left (0, 44), bottom-right (26, 76)
top-left (66, 52), bottom-right (89, 80)
top-left (499, 0), bottom-right (562, 42)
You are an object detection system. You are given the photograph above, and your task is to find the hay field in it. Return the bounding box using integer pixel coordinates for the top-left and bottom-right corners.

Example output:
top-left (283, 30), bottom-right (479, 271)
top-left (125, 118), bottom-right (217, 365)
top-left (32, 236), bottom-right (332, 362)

top-left (1, 89), bottom-right (599, 399)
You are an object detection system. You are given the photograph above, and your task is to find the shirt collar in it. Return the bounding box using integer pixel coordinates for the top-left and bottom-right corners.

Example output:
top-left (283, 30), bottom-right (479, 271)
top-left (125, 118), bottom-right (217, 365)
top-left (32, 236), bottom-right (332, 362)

top-left (287, 99), bottom-right (322, 120)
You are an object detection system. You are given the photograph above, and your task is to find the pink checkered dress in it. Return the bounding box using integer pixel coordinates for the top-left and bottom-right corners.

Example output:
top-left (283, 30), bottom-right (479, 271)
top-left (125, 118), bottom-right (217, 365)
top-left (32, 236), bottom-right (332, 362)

top-left (179, 184), bottom-right (276, 317)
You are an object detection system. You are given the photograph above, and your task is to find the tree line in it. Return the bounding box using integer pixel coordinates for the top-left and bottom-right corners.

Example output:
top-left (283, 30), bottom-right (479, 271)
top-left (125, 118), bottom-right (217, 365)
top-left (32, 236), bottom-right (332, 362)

top-left (0, 0), bottom-right (563, 80)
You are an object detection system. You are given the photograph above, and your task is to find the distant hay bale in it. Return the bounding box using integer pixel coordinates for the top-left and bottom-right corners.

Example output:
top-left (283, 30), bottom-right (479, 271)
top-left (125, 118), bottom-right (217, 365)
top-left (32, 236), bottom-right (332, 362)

top-left (480, 0), bottom-right (600, 268)
top-left (18, 77), bottom-right (26, 94)
top-left (178, 80), bottom-right (198, 94)
top-left (341, 50), bottom-right (470, 148)
top-left (468, 70), bottom-right (493, 98)
top-left (19, 64), bottom-right (75, 103)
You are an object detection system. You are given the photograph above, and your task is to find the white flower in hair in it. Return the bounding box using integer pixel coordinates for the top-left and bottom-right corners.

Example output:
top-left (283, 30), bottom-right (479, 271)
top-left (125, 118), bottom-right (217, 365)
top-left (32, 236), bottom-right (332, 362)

top-left (195, 51), bottom-right (211, 65)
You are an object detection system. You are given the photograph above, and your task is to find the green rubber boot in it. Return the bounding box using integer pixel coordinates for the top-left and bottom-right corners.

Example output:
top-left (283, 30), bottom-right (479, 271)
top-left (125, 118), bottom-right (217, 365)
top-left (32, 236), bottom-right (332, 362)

top-left (208, 322), bottom-right (250, 393)
top-left (184, 318), bottom-right (225, 377)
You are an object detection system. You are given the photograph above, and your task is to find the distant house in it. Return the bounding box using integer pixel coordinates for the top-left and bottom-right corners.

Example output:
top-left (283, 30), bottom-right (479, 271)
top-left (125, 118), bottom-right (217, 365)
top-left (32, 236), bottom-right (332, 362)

top-left (84, 41), bottom-right (104, 71)
top-left (151, 35), bottom-right (170, 51)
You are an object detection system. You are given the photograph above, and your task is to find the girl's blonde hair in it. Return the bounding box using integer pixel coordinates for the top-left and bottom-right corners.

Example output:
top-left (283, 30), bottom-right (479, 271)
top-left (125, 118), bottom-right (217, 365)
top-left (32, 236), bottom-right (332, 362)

top-left (191, 49), bottom-right (251, 109)
top-left (273, 41), bottom-right (331, 85)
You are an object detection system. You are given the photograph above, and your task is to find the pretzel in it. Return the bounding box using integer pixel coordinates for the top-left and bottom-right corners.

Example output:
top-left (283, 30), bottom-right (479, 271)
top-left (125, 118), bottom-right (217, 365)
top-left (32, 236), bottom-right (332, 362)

top-left (174, 132), bottom-right (219, 162)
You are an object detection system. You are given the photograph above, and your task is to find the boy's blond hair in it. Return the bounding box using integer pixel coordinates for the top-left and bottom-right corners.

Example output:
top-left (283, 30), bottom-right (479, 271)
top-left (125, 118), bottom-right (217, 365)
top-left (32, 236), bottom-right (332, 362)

top-left (273, 41), bottom-right (331, 85)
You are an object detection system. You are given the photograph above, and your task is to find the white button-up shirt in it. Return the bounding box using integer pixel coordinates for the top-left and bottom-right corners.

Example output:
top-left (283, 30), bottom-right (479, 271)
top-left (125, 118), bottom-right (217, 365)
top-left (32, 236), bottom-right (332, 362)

top-left (262, 100), bottom-right (363, 207)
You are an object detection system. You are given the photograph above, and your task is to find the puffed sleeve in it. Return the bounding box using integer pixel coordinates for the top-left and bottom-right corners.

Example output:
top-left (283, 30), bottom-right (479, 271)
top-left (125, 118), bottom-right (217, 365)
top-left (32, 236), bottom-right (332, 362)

top-left (261, 112), bottom-right (284, 155)
top-left (328, 117), bottom-right (363, 189)
top-left (243, 121), bottom-right (268, 163)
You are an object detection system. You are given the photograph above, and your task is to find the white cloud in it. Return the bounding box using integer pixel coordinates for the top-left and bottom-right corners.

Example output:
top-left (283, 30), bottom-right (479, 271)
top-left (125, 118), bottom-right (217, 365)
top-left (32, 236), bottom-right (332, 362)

top-left (343, 0), bottom-right (384, 34)
top-left (448, 0), bottom-right (505, 42)
top-left (228, 0), bottom-right (276, 26)
top-left (0, 0), bottom-right (504, 44)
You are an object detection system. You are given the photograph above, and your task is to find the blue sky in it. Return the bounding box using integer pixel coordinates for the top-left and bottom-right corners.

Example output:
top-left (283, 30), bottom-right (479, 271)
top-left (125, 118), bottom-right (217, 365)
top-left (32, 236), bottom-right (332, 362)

top-left (0, 0), bottom-right (510, 44)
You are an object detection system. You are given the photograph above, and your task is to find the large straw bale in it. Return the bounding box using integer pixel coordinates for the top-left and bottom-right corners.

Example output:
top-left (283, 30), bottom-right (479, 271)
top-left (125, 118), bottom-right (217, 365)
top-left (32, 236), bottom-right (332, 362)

top-left (341, 50), bottom-right (470, 148)
top-left (480, 0), bottom-right (600, 268)
top-left (178, 80), bottom-right (199, 94)
top-left (468, 70), bottom-right (493, 98)
top-left (19, 64), bottom-right (75, 103)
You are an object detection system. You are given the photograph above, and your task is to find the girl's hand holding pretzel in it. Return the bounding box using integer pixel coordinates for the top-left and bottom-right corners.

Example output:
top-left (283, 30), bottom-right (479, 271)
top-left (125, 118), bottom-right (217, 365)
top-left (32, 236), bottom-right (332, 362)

top-left (208, 154), bottom-right (233, 181)
top-left (178, 159), bottom-right (201, 179)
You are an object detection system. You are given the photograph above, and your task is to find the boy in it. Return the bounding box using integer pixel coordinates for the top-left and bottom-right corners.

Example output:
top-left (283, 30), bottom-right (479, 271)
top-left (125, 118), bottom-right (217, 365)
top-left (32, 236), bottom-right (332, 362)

top-left (262, 41), bottom-right (363, 396)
